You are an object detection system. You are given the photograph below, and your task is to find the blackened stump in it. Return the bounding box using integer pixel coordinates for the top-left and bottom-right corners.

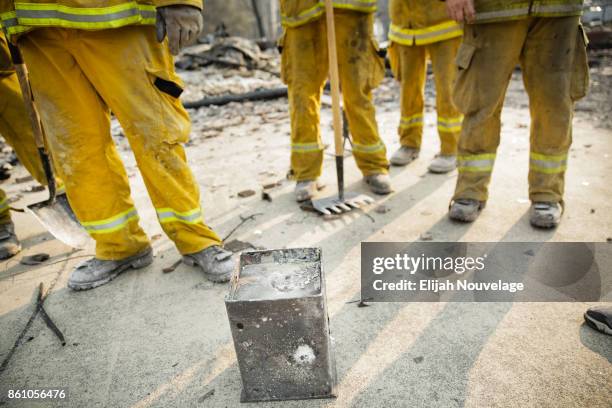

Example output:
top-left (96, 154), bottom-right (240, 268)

top-left (225, 248), bottom-right (337, 402)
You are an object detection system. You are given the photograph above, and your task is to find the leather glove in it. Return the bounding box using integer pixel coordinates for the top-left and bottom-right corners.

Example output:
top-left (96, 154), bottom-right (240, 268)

top-left (156, 5), bottom-right (203, 56)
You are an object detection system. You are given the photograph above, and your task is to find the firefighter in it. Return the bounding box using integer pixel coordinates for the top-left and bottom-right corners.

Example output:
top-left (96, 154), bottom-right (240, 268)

top-left (388, 0), bottom-right (463, 173)
top-left (0, 32), bottom-right (56, 259)
top-left (445, 0), bottom-right (589, 228)
top-left (0, 1), bottom-right (235, 289)
top-left (280, 0), bottom-right (392, 202)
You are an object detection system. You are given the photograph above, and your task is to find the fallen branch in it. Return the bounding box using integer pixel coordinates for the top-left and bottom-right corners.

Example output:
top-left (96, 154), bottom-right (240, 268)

top-left (183, 88), bottom-right (288, 109)
top-left (183, 53), bottom-right (246, 69)
top-left (183, 53), bottom-right (281, 75)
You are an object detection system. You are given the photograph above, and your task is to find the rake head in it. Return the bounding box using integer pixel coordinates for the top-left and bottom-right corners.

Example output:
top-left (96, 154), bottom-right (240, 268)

top-left (312, 192), bottom-right (375, 215)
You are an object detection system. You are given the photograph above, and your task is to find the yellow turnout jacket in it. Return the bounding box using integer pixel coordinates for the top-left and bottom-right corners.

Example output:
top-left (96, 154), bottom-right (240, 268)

top-left (389, 0), bottom-right (462, 46)
top-left (0, 0), bottom-right (201, 38)
top-left (280, 0), bottom-right (377, 28)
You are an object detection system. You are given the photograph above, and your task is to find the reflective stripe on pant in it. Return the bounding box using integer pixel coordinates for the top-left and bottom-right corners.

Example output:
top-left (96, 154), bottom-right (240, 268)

top-left (389, 21), bottom-right (463, 46)
top-left (452, 16), bottom-right (588, 203)
top-left (388, 37), bottom-right (462, 155)
top-left (281, 10), bottom-right (389, 181)
top-left (20, 26), bottom-right (222, 260)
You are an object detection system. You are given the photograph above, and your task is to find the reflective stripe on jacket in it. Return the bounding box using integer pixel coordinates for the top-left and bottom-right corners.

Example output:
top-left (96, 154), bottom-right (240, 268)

top-left (0, 1), bottom-right (201, 37)
top-left (280, 0), bottom-right (377, 28)
top-left (473, 0), bottom-right (583, 23)
top-left (389, 0), bottom-right (462, 46)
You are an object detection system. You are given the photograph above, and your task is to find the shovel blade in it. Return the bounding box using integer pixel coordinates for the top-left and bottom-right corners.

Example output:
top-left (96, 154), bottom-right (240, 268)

top-left (26, 194), bottom-right (92, 249)
top-left (312, 192), bottom-right (375, 215)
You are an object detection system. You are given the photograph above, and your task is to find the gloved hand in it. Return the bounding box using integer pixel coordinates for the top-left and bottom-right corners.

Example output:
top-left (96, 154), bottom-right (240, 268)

top-left (445, 0), bottom-right (476, 23)
top-left (156, 5), bottom-right (203, 56)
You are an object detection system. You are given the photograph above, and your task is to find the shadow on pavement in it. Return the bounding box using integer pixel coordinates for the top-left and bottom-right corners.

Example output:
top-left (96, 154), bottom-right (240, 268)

top-left (346, 210), bottom-right (559, 407)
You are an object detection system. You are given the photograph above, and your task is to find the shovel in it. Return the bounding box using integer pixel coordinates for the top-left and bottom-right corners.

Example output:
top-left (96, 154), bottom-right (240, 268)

top-left (312, 0), bottom-right (374, 216)
top-left (8, 42), bottom-right (92, 249)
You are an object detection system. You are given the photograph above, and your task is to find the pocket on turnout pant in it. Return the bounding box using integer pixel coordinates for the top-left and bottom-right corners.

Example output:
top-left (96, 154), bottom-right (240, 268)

top-left (452, 41), bottom-right (477, 113)
top-left (570, 24), bottom-right (590, 101)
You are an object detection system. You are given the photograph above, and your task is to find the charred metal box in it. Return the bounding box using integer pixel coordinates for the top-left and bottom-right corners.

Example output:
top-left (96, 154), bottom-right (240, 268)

top-left (225, 247), bottom-right (336, 402)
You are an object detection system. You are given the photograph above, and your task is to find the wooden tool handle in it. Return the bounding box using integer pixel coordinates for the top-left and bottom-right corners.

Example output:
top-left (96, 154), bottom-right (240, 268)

top-left (323, 0), bottom-right (344, 157)
top-left (8, 42), bottom-right (57, 201)
top-left (7, 42), bottom-right (46, 150)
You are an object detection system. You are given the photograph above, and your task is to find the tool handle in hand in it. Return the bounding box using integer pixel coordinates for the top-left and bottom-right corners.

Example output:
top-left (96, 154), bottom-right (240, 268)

top-left (7, 42), bottom-right (45, 150)
top-left (323, 0), bottom-right (344, 158)
top-left (8, 42), bottom-right (57, 201)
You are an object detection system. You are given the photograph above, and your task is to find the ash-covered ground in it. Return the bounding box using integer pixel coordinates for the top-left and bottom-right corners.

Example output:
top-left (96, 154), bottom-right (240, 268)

top-left (0, 38), bottom-right (610, 408)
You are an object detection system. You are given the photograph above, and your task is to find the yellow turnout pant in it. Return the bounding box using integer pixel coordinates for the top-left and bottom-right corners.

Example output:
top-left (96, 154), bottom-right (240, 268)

top-left (0, 33), bottom-right (50, 224)
top-left (452, 16), bottom-right (589, 203)
top-left (388, 37), bottom-right (462, 155)
top-left (281, 10), bottom-right (389, 181)
top-left (20, 26), bottom-right (222, 260)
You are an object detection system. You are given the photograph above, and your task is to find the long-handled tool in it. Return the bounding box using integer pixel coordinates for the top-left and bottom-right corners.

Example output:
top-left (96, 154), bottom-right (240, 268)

top-left (312, 0), bottom-right (374, 216)
top-left (7, 42), bottom-right (91, 249)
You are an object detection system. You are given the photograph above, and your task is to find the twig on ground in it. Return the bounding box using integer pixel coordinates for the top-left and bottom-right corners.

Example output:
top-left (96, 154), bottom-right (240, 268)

top-left (357, 208), bottom-right (376, 223)
top-left (222, 213), bottom-right (263, 241)
top-left (163, 259), bottom-right (183, 274)
top-left (4, 253), bottom-right (93, 279)
top-left (0, 285), bottom-right (40, 376)
top-left (0, 254), bottom-right (74, 376)
top-left (36, 283), bottom-right (66, 346)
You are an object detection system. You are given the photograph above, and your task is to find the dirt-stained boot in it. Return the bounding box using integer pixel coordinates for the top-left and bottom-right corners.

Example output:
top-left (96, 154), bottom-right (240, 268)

top-left (364, 174), bottom-right (392, 195)
top-left (428, 154), bottom-right (457, 174)
top-left (390, 146), bottom-right (419, 166)
top-left (0, 222), bottom-right (21, 260)
top-left (449, 199), bottom-right (484, 222)
top-left (183, 245), bottom-right (235, 283)
top-left (295, 180), bottom-right (324, 202)
top-left (529, 202), bottom-right (562, 229)
top-left (68, 247), bottom-right (153, 290)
